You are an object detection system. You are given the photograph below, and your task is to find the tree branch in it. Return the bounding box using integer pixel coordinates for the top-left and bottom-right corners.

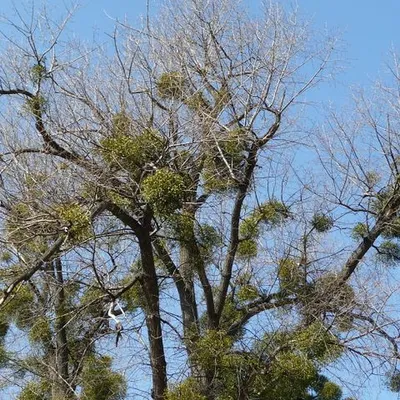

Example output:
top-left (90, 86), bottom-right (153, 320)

top-left (0, 231), bottom-right (69, 307)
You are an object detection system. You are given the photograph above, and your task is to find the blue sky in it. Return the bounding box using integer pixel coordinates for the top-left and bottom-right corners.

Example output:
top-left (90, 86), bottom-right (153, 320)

top-left (1, 0), bottom-right (400, 399)
top-left (2, 0), bottom-right (399, 103)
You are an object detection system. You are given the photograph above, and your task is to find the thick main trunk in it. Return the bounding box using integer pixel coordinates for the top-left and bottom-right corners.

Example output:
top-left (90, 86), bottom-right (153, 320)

top-left (105, 202), bottom-right (168, 398)
top-left (52, 258), bottom-right (73, 399)
top-left (139, 229), bottom-right (168, 400)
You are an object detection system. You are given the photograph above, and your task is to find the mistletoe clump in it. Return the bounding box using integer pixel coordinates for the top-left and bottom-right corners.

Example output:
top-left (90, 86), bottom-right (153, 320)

top-left (167, 212), bottom-right (194, 241)
top-left (79, 355), bottom-right (127, 400)
top-left (195, 223), bottom-right (222, 260)
top-left (2, 284), bottom-right (35, 330)
top-left (101, 126), bottom-right (165, 172)
top-left (257, 200), bottom-right (291, 225)
top-left (191, 329), bottom-right (233, 370)
top-left (254, 326), bottom-right (344, 400)
top-left (278, 258), bottom-right (304, 292)
top-left (389, 370), bottom-right (400, 392)
top-left (295, 322), bottom-right (342, 362)
top-left (202, 156), bottom-right (238, 192)
top-left (141, 168), bottom-right (190, 215)
top-left (213, 86), bottom-right (231, 112)
top-left (157, 71), bottom-right (186, 99)
top-left (377, 240), bottom-right (400, 264)
top-left (25, 95), bottom-right (47, 117)
top-left (17, 381), bottom-right (51, 400)
top-left (237, 284), bottom-right (259, 302)
top-left (111, 112), bottom-right (132, 136)
top-left (30, 64), bottom-right (46, 84)
top-left (184, 92), bottom-right (209, 112)
top-left (300, 273), bottom-right (355, 330)
top-left (236, 239), bottom-right (258, 259)
top-left (318, 381), bottom-right (343, 400)
top-left (236, 200), bottom-right (290, 260)
top-left (28, 316), bottom-right (52, 345)
top-left (311, 213), bottom-right (334, 232)
top-left (55, 202), bottom-right (91, 242)
top-left (382, 218), bottom-right (400, 239)
top-left (351, 222), bottom-right (368, 240)
top-left (165, 378), bottom-right (207, 400)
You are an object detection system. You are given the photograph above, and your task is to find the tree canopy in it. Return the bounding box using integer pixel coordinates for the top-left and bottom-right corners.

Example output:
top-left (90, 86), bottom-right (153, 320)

top-left (0, 1), bottom-right (399, 399)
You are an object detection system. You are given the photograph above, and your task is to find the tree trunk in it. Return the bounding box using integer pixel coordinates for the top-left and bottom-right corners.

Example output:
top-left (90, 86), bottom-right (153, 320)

top-left (139, 227), bottom-right (168, 400)
top-left (106, 203), bottom-right (168, 398)
top-left (52, 258), bottom-right (74, 399)
top-left (179, 221), bottom-right (216, 398)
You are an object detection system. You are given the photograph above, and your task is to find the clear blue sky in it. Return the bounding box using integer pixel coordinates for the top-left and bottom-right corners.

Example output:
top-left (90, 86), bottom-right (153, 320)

top-left (1, 0), bottom-right (400, 399)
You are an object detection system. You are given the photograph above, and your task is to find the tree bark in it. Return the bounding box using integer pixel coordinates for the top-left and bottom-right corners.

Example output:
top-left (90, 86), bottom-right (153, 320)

top-left (52, 258), bottom-right (74, 399)
top-left (106, 202), bottom-right (168, 399)
top-left (138, 226), bottom-right (168, 400)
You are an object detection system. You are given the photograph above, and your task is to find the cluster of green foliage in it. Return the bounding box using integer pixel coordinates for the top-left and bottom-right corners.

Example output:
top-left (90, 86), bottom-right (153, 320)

top-left (237, 200), bottom-right (290, 258)
top-left (257, 200), bottom-right (291, 223)
top-left (106, 190), bottom-right (132, 209)
top-left (388, 370), bottom-right (400, 392)
top-left (55, 202), bottom-right (91, 242)
top-left (157, 72), bottom-right (187, 99)
top-left (278, 257), bottom-right (305, 291)
top-left (111, 112), bottom-right (132, 135)
top-left (217, 300), bottom-right (246, 334)
top-left (81, 286), bottom-right (106, 316)
top-left (311, 213), bottom-right (334, 232)
top-left (167, 212), bottom-right (195, 241)
top-left (371, 188), bottom-right (400, 238)
top-left (351, 222), bottom-right (368, 240)
top-left (80, 355), bottom-right (127, 400)
top-left (28, 316), bottom-right (52, 345)
top-left (1, 285), bottom-right (35, 330)
top-left (372, 188), bottom-right (392, 212)
top-left (30, 64), bottom-right (46, 84)
top-left (120, 280), bottom-right (145, 312)
top-left (242, 200), bottom-right (291, 234)
top-left (252, 323), bottom-right (343, 400)
top-left (101, 114), bottom-right (165, 174)
top-left (236, 238), bottom-right (258, 259)
top-left (202, 157), bottom-right (236, 193)
top-left (312, 376), bottom-right (344, 400)
top-left (179, 321), bottom-right (344, 400)
top-left (382, 219), bottom-right (400, 239)
top-left (236, 284), bottom-right (259, 302)
top-left (6, 200), bottom-right (90, 250)
top-left (212, 86), bottom-right (231, 113)
top-left (17, 380), bottom-right (51, 400)
top-left (165, 378), bottom-right (207, 400)
top-left (184, 92), bottom-right (209, 112)
top-left (25, 95), bottom-right (47, 117)
top-left (0, 316), bottom-right (8, 369)
top-left (191, 329), bottom-right (233, 370)
top-left (377, 240), bottom-right (400, 264)
top-left (141, 168), bottom-right (191, 215)
top-left (6, 203), bottom-right (48, 253)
